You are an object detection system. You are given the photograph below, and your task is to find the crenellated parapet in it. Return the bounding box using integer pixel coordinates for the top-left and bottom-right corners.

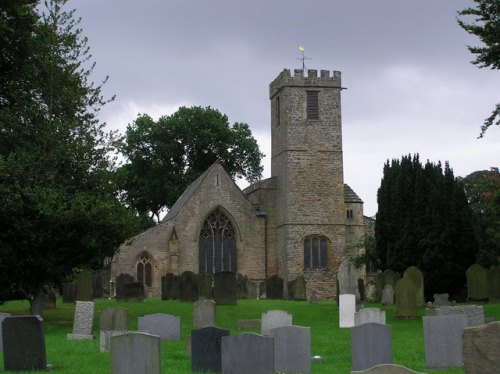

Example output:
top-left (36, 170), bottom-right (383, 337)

top-left (269, 68), bottom-right (342, 98)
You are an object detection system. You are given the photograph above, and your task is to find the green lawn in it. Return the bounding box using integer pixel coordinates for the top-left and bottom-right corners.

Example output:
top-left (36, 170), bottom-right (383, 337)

top-left (1, 299), bottom-right (499, 373)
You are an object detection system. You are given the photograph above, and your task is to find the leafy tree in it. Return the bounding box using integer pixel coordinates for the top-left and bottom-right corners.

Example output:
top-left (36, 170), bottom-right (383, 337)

top-left (0, 0), bottom-right (142, 314)
top-left (458, 0), bottom-right (500, 137)
top-left (375, 155), bottom-right (477, 299)
top-left (118, 106), bottom-right (264, 221)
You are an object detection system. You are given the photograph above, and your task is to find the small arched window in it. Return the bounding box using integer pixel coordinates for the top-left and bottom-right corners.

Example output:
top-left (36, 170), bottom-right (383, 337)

top-left (136, 252), bottom-right (153, 287)
top-left (304, 236), bottom-right (329, 269)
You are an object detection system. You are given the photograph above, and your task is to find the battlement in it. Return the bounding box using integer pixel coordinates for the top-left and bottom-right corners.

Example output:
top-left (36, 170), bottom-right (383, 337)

top-left (269, 68), bottom-right (342, 98)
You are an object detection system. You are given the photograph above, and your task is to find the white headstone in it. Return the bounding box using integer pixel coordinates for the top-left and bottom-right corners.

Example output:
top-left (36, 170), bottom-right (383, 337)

top-left (355, 308), bottom-right (386, 326)
top-left (339, 294), bottom-right (356, 328)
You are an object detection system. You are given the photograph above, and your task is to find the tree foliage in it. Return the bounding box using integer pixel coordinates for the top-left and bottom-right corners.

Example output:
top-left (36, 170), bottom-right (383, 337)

top-left (0, 0), bottom-right (142, 313)
top-left (117, 106), bottom-right (264, 221)
top-left (375, 154), bottom-right (478, 299)
top-left (458, 0), bottom-right (500, 137)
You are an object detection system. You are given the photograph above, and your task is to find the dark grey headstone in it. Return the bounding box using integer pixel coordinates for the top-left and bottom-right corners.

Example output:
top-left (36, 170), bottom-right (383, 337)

top-left (466, 264), bottom-right (489, 301)
top-left (111, 332), bottom-right (161, 374)
top-left (351, 322), bottom-right (392, 371)
top-left (179, 271), bottom-right (199, 302)
top-left (42, 286), bottom-right (57, 310)
top-left (161, 273), bottom-right (179, 300)
top-left (0, 312), bottom-right (12, 351)
top-left (433, 293), bottom-right (450, 307)
top-left (92, 272), bottom-right (104, 298)
top-left (376, 271), bottom-right (384, 303)
top-left (116, 273), bottom-right (134, 301)
top-left (423, 315), bottom-right (467, 369)
top-left (221, 333), bottom-right (274, 374)
top-left (123, 282), bottom-right (145, 301)
top-left (237, 273), bottom-right (248, 299)
top-left (62, 282), bottom-right (76, 303)
top-left (288, 276), bottom-right (307, 301)
top-left (100, 307), bottom-right (129, 331)
top-left (2, 315), bottom-right (47, 371)
top-left (214, 271), bottom-right (237, 305)
top-left (138, 313), bottom-right (180, 340)
top-left (358, 279), bottom-right (366, 302)
top-left (267, 325), bottom-right (311, 374)
top-left (265, 275), bottom-right (284, 299)
top-left (198, 272), bottom-right (213, 299)
top-left (193, 299), bottom-right (216, 328)
top-left (488, 266), bottom-right (500, 301)
top-left (191, 326), bottom-right (230, 373)
top-left (463, 321), bottom-right (500, 374)
top-left (382, 269), bottom-right (400, 288)
top-left (75, 270), bottom-right (93, 302)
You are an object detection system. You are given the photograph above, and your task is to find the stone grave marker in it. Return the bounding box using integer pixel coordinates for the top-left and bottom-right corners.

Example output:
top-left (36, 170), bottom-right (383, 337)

top-left (198, 272), bottom-right (213, 299)
top-left (2, 315), bottom-right (48, 371)
top-left (62, 282), bottom-right (76, 303)
top-left (138, 313), bottom-right (180, 340)
top-left (351, 364), bottom-right (427, 373)
top-left (161, 273), bottom-right (179, 300)
top-left (394, 277), bottom-right (417, 319)
top-left (191, 326), bottom-right (230, 373)
top-left (247, 279), bottom-right (257, 299)
top-left (193, 298), bottom-right (216, 328)
top-left (179, 271), bottom-right (199, 302)
top-left (237, 273), bottom-right (248, 299)
top-left (355, 308), bottom-right (386, 326)
top-left (288, 275), bottom-right (307, 301)
top-left (376, 271), bottom-right (384, 303)
top-left (433, 305), bottom-right (484, 327)
top-left (382, 269), bottom-right (400, 289)
top-left (237, 319), bottom-right (261, 330)
top-left (0, 312), bottom-right (12, 351)
top-left (432, 293), bottom-right (450, 307)
top-left (404, 266), bottom-right (425, 307)
top-left (111, 332), bottom-right (161, 374)
top-left (339, 294), bottom-right (356, 328)
top-left (42, 286), bottom-right (57, 310)
top-left (123, 282), bottom-right (145, 301)
top-left (358, 279), bottom-right (366, 302)
top-left (309, 289), bottom-right (318, 304)
top-left (381, 284), bottom-right (394, 305)
top-left (466, 263), bottom-right (488, 301)
top-left (99, 307), bottom-right (129, 352)
top-left (221, 333), bottom-right (274, 374)
top-left (92, 271), bottom-right (104, 298)
top-left (265, 275), bottom-right (284, 299)
top-left (67, 301), bottom-right (95, 340)
top-left (261, 310), bottom-right (292, 335)
top-left (214, 271), bottom-right (237, 305)
top-left (365, 281), bottom-right (377, 303)
top-left (463, 321), bottom-right (500, 374)
top-left (101, 331), bottom-right (130, 353)
top-left (75, 270), bottom-right (93, 301)
top-left (488, 266), bottom-right (500, 301)
top-left (351, 322), bottom-right (392, 371)
top-left (267, 325), bottom-right (311, 374)
top-left (337, 259), bottom-right (360, 301)
top-left (115, 273), bottom-right (134, 301)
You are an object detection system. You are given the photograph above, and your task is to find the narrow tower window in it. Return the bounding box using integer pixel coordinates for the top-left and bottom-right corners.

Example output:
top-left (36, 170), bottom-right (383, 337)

top-left (276, 96), bottom-right (280, 126)
top-left (306, 91), bottom-right (319, 120)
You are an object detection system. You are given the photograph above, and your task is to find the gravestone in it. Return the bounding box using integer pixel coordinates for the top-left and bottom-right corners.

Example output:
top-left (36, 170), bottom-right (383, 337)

top-left (488, 266), bottom-right (500, 301)
top-left (247, 279), bottom-right (257, 299)
top-left (376, 271), bottom-right (384, 303)
top-left (351, 322), bottom-right (392, 371)
top-left (309, 289), bottom-right (318, 304)
top-left (221, 333), bottom-right (274, 374)
top-left (381, 285), bottom-right (394, 305)
top-left (365, 281), bottom-right (377, 303)
top-left (161, 273), bottom-right (179, 300)
top-left (115, 273), bottom-right (134, 301)
top-left (382, 269), bottom-right (400, 289)
top-left (261, 310), bottom-right (292, 335)
top-left (355, 308), bottom-right (386, 326)
top-left (92, 271), bottom-right (104, 298)
top-left (288, 275), bottom-right (307, 300)
top-left (67, 301), bottom-right (95, 340)
top-left (123, 282), bottom-right (145, 301)
top-left (236, 319), bottom-right (261, 330)
top-left (337, 259), bottom-right (360, 301)
top-left (138, 313), bottom-right (180, 340)
top-left (179, 271), bottom-right (198, 302)
top-left (351, 364), bottom-right (427, 373)
top-left (433, 305), bottom-right (484, 327)
top-left (358, 279), bottom-right (366, 302)
top-left (394, 277), bottom-right (417, 319)
top-left (99, 307), bottom-right (129, 352)
top-left (423, 315), bottom-right (466, 369)
top-left (62, 282), bottom-right (76, 303)
top-left (267, 325), bottom-right (311, 374)
top-left (75, 270), bottom-right (93, 301)
top-left (42, 286), bottom-right (57, 310)
top-left (111, 332), bottom-right (161, 374)
top-left (0, 312), bottom-right (12, 351)
top-left (404, 266), bottom-right (425, 307)
top-left (237, 273), bottom-right (249, 299)
top-left (463, 321), bottom-right (500, 374)
top-left (193, 298), bottom-right (216, 328)
top-left (191, 326), bottom-right (230, 373)
top-left (198, 272), bottom-right (213, 299)
top-left (214, 271), bottom-right (237, 305)
top-left (432, 293), bottom-right (450, 307)
top-left (265, 275), bottom-right (284, 299)
top-left (466, 264), bottom-right (488, 301)
top-left (101, 330), bottom-right (129, 353)
top-left (339, 294), bottom-right (356, 328)
top-left (2, 315), bottom-right (48, 371)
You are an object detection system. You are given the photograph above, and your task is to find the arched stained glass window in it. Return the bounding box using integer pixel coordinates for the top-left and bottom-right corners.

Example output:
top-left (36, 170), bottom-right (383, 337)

top-left (199, 208), bottom-right (237, 274)
top-left (136, 252), bottom-right (154, 287)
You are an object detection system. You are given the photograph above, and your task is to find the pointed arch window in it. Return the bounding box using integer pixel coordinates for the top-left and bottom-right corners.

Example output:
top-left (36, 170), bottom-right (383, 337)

top-left (199, 208), bottom-right (237, 274)
top-left (136, 252), bottom-right (153, 287)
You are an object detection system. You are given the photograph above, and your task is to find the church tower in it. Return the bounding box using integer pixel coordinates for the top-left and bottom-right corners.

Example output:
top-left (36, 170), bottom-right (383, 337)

top-left (269, 69), bottom-right (346, 297)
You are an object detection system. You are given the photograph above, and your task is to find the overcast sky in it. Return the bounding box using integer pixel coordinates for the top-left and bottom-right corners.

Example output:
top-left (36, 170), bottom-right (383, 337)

top-left (69, 0), bottom-right (499, 217)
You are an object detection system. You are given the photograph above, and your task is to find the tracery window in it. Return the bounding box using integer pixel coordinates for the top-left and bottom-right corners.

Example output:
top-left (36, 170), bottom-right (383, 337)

top-left (136, 252), bottom-right (153, 287)
top-left (199, 208), bottom-right (237, 274)
top-left (304, 235), bottom-right (328, 269)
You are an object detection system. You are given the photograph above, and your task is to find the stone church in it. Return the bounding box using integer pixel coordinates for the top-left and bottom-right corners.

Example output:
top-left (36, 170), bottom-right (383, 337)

top-left (110, 68), bottom-right (372, 300)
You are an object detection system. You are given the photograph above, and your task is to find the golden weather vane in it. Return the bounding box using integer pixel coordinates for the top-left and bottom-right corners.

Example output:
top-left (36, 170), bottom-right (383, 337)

top-left (297, 46), bottom-right (312, 71)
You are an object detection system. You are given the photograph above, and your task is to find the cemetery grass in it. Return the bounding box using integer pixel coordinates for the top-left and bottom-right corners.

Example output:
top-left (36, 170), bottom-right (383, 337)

top-left (1, 300), bottom-right (500, 373)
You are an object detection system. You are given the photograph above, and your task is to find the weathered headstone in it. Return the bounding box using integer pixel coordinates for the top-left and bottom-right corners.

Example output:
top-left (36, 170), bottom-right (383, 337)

top-left (339, 294), bottom-right (356, 328)
top-left (99, 307), bottom-right (129, 352)
top-left (0, 312), bottom-right (12, 351)
top-left (221, 333), bottom-right (274, 374)
top-left (423, 315), bottom-right (467, 369)
top-left (138, 313), bottom-right (180, 340)
top-left (247, 279), bottom-right (257, 299)
top-left (236, 319), bottom-right (261, 330)
top-left (488, 266), bottom-right (500, 301)
top-left (267, 325), bottom-right (311, 374)
top-left (193, 298), bottom-right (216, 328)
top-left (265, 275), bottom-right (284, 299)
top-left (309, 289), bottom-right (318, 304)
top-left (123, 282), bottom-right (145, 301)
top-left (198, 272), bottom-right (213, 299)
top-left (67, 301), bottom-right (95, 340)
top-left (355, 308), bottom-right (386, 326)
top-left (237, 273), bottom-right (249, 299)
top-left (179, 271), bottom-right (199, 302)
top-left (433, 305), bottom-right (484, 327)
top-left (261, 310), bottom-right (292, 335)
top-left (375, 271), bottom-right (384, 303)
top-left (382, 269), bottom-right (400, 289)
top-left (75, 270), bottom-right (93, 301)
top-left (351, 322), bottom-right (392, 371)
top-left (466, 263), bottom-right (489, 301)
top-left (111, 332), bottom-right (161, 374)
top-left (161, 273), bottom-right (179, 300)
top-left (115, 273), bottom-right (134, 301)
top-left (101, 330), bottom-right (129, 353)
top-left (404, 266), bottom-right (425, 307)
top-left (394, 277), bottom-right (417, 319)
top-left (365, 281), bottom-right (377, 303)
top-left (2, 316), bottom-right (48, 371)
top-left (381, 284), bottom-right (394, 305)
top-left (337, 259), bottom-right (360, 301)
top-left (463, 321), bottom-right (500, 374)
top-left (288, 276), bottom-right (307, 301)
top-left (191, 326), bottom-right (230, 373)
top-left (432, 293), bottom-right (450, 307)
top-left (214, 271), bottom-right (237, 305)
top-left (62, 282), bottom-right (76, 303)
top-left (42, 286), bottom-right (57, 310)
top-left (358, 278), bottom-right (366, 302)
top-left (351, 364), bottom-right (427, 373)
top-left (92, 271), bottom-right (104, 298)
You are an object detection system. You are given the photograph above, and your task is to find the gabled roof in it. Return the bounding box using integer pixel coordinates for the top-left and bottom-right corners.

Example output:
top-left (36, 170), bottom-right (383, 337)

top-left (344, 184), bottom-right (363, 203)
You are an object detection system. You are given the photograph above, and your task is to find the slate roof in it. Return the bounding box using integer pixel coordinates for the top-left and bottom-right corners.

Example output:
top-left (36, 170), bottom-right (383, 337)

top-left (344, 184), bottom-right (363, 203)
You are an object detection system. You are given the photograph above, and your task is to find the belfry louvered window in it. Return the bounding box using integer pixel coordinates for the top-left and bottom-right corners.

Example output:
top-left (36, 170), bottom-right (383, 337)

top-left (304, 236), bottom-right (328, 269)
top-left (199, 208), bottom-right (237, 274)
top-left (307, 91), bottom-right (319, 120)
